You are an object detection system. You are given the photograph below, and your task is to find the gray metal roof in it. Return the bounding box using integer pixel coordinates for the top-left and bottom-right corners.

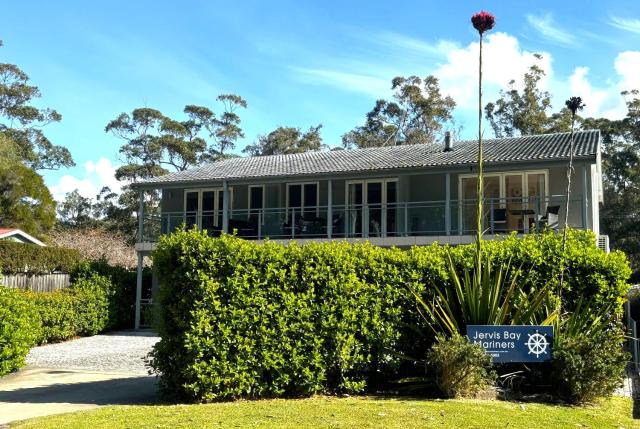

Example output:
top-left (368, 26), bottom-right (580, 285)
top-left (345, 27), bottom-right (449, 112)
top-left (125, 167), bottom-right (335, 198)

top-left (136, 130), bottom-right (600, 187)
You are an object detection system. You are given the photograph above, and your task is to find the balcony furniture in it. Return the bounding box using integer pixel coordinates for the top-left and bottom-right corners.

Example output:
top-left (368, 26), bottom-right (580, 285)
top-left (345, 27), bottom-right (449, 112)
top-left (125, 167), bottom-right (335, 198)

top-left (229, 219), bottom-right (258, 237)
top-left (509, 208), bottom-right (536, 233)
top-left (537, 205), bottom-right (561, 230)
top-left (491, 208), bottom-right (507, 233)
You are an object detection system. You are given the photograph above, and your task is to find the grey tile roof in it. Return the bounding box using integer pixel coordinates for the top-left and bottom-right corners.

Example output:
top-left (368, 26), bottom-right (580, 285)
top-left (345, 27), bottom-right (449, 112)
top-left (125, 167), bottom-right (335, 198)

top-left (136, 130), bottom-right (600, 186)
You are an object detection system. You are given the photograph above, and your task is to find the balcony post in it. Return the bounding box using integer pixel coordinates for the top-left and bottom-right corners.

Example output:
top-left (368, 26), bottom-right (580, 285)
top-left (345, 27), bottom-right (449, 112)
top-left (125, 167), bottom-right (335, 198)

top-left (581, 165), bottom-right (588, 229)
top-left (137, 189), bottom-right (144, 242)
top-left (445, 173), bottom-right (451, 236)
top-left (327, 180), bottom-right (333, 238)
top-left (222, 180), bottom-right (229, 233)
top-left (134, 251), bottom-right (143, 330)
top-left (404, 202), bottom-right (408, 236)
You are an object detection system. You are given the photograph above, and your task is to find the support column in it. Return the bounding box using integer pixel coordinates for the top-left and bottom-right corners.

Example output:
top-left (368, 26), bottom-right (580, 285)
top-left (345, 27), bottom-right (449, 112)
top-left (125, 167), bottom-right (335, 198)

top-left (134, 251), bottom-right (143, 330)
top-left (581, 165), bottom-right (589, 230)
top-left (327, 180), bottom-right (333, 238)
top-left (222, 180), bottom-right (229, 233)
top-left (445, 173), bottom-right (451, 236)
top-left (138, 189), bottom-right (144, 242)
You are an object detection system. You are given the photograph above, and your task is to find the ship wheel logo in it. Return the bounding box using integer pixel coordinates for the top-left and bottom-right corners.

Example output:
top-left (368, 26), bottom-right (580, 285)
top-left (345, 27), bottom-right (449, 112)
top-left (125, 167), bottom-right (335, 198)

top-left (525, 332), bottom-right (549, 358)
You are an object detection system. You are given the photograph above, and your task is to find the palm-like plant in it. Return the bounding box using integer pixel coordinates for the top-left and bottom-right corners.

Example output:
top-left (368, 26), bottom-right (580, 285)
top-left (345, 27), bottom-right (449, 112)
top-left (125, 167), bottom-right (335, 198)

top-left (470, 11), bottom-right (495, 304)
top-left (408, 254), bottom-right (558, 337)
top-left (558, 97), bottom-right (585, 311)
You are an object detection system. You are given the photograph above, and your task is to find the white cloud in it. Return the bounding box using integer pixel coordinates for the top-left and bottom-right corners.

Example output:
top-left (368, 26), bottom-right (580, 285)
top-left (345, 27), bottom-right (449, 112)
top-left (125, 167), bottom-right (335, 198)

top-left (560, 51), bottom-right (640, 120)
top-left (434, 32), bottom-right (552, 109)
top-left (615, 51), bottom-right (640, 91)
top-left (370, 31), bottom-right (459, 57)
top-left (49, 157), bottom-right (122, 202)
top-left (526, 13), bottom-right (577, 46)
top-left (290, 29), bottom-right (638, 129)
top-left (568, 67), bottom-right (611, 117)
top-left (292, 67), bottom-right (391, 99)
top-left (609, 17), bottom-right (640, 34)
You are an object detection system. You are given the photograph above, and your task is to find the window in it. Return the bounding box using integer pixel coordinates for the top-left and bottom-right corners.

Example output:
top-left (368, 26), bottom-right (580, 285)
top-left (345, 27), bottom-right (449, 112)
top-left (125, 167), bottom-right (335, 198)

top-left (248, 185), bottom-right (264, 221)
top-left (183, 188), bottom-right (234, 232)
top-left (345, 179), bottom-right (398, 237)
top-left (286, 182), bottom-right (318, 219)
top-left (459, 170), bottom-right (548, 233)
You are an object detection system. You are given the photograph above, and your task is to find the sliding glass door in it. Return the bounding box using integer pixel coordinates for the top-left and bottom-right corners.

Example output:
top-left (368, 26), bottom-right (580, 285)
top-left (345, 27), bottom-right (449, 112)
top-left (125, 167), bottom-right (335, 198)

top-left (346, 179), bottom-right (397, 237)
top-left (183, 188), bottom-right (233, 234)
top-left (459, 170), bottom-right (547, 234)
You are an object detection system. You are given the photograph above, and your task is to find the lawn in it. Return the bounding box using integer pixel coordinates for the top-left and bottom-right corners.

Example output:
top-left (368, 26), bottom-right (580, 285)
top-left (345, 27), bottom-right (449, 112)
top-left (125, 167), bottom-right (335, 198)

top-left (12, 396), bottom-right (637, 429)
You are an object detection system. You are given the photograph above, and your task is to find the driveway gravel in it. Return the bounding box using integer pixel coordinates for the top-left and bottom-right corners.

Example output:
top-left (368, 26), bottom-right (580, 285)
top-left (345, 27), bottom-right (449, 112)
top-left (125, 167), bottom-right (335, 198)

top-left (26, 330), bottom-right (159, 374)
top-left (0, 330), bottom-right (160, 425)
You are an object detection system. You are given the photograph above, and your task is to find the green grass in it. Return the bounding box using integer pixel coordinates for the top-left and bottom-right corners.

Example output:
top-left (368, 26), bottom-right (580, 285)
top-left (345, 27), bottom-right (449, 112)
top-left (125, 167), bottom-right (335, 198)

top-left (12, 396), bottom-right (637, 429)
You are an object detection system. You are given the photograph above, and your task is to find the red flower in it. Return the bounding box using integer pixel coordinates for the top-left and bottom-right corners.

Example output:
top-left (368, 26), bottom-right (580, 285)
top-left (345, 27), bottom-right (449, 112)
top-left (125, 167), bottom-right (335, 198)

top-left (471, 11), bottom-right (496, 34)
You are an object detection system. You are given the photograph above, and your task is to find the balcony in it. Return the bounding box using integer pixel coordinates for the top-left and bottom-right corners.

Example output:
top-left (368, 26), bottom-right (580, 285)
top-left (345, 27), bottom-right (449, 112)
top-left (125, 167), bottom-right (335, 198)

top-left (137, 195), bottom-right (588, 249)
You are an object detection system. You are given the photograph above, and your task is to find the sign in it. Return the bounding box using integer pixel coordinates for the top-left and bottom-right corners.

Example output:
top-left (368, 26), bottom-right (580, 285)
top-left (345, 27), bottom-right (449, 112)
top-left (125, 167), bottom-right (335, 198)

top-left (466, 325), bottom-right (553, 363)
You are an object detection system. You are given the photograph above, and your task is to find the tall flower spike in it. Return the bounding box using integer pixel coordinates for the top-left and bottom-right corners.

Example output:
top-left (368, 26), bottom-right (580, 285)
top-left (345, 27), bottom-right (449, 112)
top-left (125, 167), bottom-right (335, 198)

top-left (471, 11), bottom-right (496, 34)
top-left (565, 96), bottom-right (585, 115)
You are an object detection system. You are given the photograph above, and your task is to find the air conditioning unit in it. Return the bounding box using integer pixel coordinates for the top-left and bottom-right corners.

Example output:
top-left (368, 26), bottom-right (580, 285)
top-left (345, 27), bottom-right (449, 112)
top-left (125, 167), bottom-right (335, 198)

top-left (597, 235), bottom-right (610, 253)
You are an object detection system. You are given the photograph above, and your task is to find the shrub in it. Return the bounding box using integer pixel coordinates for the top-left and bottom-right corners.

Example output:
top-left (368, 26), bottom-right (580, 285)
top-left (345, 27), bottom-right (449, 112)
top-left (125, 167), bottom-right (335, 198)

top-left (69, 274), bottom-right (112, 336)
top-left (26, 290), bottom-right (77, 343)
top-left (71, 259), bottom-right (152, 330)
top-left (151, 231), bottom-right (406, 401)
top-left (427, 335), bottom-right (495, 398)
top-left (0, 241), bottom-right (82, 274)
top-left (24, 273), bottom-right (112, 344)
top-left (0, 285), bottom-right (41, 375)
top-left (150, 229), bottom-right (630, 402)
top-left (552, 327), bottom-right (628, 404)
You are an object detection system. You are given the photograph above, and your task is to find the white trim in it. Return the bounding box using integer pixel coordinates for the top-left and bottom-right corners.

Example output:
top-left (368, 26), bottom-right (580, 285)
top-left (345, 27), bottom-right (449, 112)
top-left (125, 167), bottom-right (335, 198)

top-left (458, 169), bottom-right (549, 200)
top-left (183, 187), bottom-right (234, 228)
top-left (345, 178), bottom-right (399, 237)
top-left (457, 169), bottom-right (549, 233)
top-left (0, 229), bottom-right (45, 246)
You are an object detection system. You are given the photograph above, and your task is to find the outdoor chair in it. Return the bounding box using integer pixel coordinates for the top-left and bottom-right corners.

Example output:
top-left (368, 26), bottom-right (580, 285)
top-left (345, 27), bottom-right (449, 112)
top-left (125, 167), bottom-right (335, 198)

top-left (491, 208), bottom-right (507, 233)
top-left (537, 205), bottom-right (560, 230)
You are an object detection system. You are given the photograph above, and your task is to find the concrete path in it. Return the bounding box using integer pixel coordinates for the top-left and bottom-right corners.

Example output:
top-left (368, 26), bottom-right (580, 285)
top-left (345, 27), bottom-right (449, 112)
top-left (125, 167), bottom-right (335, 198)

top-left (0, 330), bottom-right (159, 425)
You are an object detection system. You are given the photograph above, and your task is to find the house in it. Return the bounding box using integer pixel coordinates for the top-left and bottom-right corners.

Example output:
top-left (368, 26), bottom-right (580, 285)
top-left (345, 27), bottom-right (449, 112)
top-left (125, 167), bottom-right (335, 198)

top-left (130, 129), bottom-right (604, 328)
top-left (0, 228), bottom-right (45, 246)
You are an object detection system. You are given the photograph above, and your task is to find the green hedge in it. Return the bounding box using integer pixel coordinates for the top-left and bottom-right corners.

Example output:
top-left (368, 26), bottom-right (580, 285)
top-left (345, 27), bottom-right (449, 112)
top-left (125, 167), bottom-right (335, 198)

top-left (150, 229), bottom-right (631, 402)
top-left (0, 241), bottom-right (82, 274)
top-left (71, 259), bottom-right (151, 330)
top-left (0, 286), bottom-right (41, 376)
top-left (22, 274), bottom-right (112, 344)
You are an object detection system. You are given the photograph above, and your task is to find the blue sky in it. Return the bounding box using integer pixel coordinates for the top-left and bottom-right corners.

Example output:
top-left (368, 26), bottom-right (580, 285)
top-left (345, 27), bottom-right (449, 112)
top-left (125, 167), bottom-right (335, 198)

top-left (2, 1), bottom-right (640, 200)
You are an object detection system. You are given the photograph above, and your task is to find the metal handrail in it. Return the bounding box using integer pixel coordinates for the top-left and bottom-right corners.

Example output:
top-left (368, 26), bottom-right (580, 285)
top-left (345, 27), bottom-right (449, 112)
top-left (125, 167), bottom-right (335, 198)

top-left (141, 195), bottom-right (588, 242)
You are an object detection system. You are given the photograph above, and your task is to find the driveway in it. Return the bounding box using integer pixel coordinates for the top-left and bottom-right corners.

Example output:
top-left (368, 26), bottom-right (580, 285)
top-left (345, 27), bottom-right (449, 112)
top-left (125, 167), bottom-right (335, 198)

top-left (0, 330), bottom-right (159, 425)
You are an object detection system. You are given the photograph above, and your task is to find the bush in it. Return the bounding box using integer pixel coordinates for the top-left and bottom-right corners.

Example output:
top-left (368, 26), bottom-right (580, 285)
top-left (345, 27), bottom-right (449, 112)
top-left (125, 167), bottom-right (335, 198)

top-left (0, 286), bottom-right (41, 375)
top-left (427, 335), bottom-right (495, 398)
top-left (69, 274), bottom-right (112, 336)
top-left (26, 290), bottom-right (77, 343)
top-left (150, 229), bottom-right (631, 402)
top-left (552, 328), bottom-right (628, 404)
top-left (151, 231), bottom-right (406, 401)
top-left (71, 259), bottom-right (152, 330)
top-left (0, 241), bottom-right (82, 274)
top-left (24, 273), bottom-right (112, 344)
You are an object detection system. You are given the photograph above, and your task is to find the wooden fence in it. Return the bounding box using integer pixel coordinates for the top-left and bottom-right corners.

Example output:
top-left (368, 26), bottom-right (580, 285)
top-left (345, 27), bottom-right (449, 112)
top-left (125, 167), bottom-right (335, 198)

top-left (2, 273), bottom-right (71, 292)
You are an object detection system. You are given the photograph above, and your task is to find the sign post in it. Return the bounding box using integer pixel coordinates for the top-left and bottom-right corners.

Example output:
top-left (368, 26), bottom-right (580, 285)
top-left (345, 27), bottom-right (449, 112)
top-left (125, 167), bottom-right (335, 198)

top-left (466, 325), bottom-right (553, 363)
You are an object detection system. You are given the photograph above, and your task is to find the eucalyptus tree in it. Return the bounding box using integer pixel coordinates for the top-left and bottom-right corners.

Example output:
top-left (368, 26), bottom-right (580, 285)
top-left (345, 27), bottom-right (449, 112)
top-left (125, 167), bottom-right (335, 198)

top-left (0, 41), bottom-right (73, 170)
top-left (342, 75), bottom-right (456, 149)
top-left (243, 125), bottom-right (324, 156)
top-left (485, 58), bottom-right (575, 138)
